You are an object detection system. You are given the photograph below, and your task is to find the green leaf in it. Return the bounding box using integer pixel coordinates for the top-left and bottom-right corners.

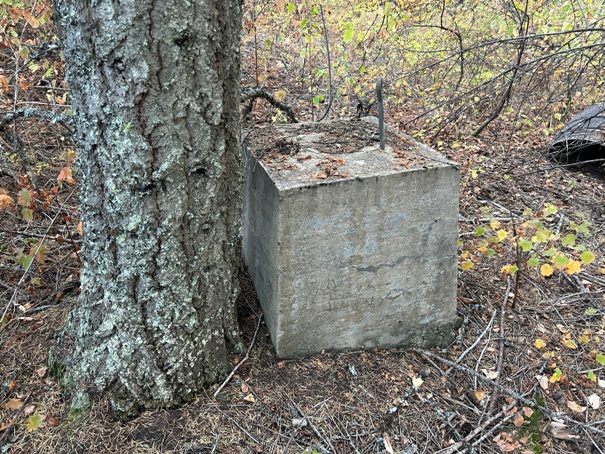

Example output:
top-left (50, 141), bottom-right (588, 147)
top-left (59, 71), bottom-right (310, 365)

top-left (19, 254), bottom-right (34, 270)
top-left (384, 2), bottom-right (392, 15)
top-left (27, 414), bottom-right (41, 432)
top-left (580, 251), bottom-right (596, 265)
top-left (19, 188), bottom-right (32, 204)
top-left (299, 18), bottom-right (308, 28)
top-left (543, 248), bottom-right (557, 257)
top-left (475, 226), bottom-right (485, 236)
top-left (527, 256), bottom-right (540, 267)
top-left (585, 308), bottom-right (597, 315)
top-left (553, 254), bottom-right (569, 269)
top-left (518, 239), bottom-right (532, 252)
top-left (343, 25), bottom-right (354, 43)
top-left (576, 223), bottom-right (590, 234)
top-left (561, 234), bottom-right (575, 247)
top-left (533, 229), bottom-right (550, 243)
top-left (596, 353), bottom-right (605, 366)
top-left (287, 3), bottom-right (295, 14)
top-left (22, 207), bottom-right (33, 222)
top-left (587, 370), bottom-right (596, 382)
top-left (543, 203), bottom-right (558, 216)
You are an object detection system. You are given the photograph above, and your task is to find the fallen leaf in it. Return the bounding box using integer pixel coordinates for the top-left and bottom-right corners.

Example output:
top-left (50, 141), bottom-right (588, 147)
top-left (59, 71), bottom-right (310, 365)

top-left (383, 433), bottom-right (394, 454)
top-left (587, 394), bottom-right (600, 409)
top-left (522, 407), bottom-right (533, 418)
top-left (566, 400), bottom-right (586, 413)
top-left (241, 382), bottom-right (249, 394)
top-left (26, 414), bottom-right (41, 432)
top-left (243, 393), bottom-right (256, 403)
top-left (549, 421), bottom-right (580, 440)
top-left (4, 398), bottom-right (23, 410)
top-left (412, 376), bottom-right (423, 388)
top-left (482, 369), bottom-right (498, 380)
top-left (48, 416), bottom-right (59, 426)
top-left (513, 412), bottom-right (525, 427)
top-left (57, 166), bottom-right (75, 184)
top-left (536, 375), bottom-right (549, 390)
top-left (534, 338), bottom-right (546, 349)
top-left (475, 390), bottom-right (486, 402)
top-left (0, 194), bottom-right (14, 209)
top-left (35, 366), bottom-right (47, 378)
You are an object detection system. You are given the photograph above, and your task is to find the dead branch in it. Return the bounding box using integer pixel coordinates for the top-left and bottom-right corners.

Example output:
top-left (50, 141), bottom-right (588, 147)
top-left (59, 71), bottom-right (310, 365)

top-left (240, 87), bottom-right (298, 123)
top-left (0, 107), bottom-right (73, 130)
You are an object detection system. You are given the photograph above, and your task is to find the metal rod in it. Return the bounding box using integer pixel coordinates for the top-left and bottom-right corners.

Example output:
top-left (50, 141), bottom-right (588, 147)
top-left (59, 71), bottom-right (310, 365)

top-left (376, 77), bottom-right (385, 150)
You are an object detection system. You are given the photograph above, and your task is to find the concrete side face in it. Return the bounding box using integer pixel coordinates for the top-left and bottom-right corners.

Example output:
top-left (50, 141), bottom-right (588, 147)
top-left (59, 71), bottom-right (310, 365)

top-left (272, 167), bottom-right (459, 357)
top-left (241, 153), bottom-right (280, 335)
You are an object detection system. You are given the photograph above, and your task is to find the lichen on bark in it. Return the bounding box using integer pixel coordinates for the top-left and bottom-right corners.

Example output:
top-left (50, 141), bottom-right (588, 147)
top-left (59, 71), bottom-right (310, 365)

top-left (55, 0), bottom-right (243, 418)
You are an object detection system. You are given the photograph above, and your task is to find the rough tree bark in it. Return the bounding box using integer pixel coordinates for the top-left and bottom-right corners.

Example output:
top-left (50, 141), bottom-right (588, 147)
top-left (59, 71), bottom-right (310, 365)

top-left (55, 0), bottom-right (243, 417)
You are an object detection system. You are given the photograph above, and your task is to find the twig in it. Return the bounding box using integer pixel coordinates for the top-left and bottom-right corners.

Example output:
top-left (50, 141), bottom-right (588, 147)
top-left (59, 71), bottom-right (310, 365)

top-left (448, 309), bottom-right (497, 371)
top-left (434, 403), bottom-right (516, 454)
top-left (416, 349), bottom-right (605, 438)
top-left (213, 314), bottom-right (263, 398)
top-left (316, 5), bottom-right (333, 122)
top-left (287, 394), bottom-right (335, 454)
top-left (0, 393), bottom-right (32, 444)
top-left (486, 278), bottom-right (511, 415)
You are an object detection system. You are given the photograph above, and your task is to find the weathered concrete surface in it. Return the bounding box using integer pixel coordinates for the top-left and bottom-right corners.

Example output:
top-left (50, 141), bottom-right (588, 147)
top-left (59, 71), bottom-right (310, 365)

top-left (242, 118), bottom-right (460, 358)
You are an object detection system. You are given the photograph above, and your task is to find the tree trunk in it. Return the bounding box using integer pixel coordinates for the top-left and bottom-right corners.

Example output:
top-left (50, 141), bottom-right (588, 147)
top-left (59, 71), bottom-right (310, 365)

top-left (55, 0), bottom-right (243, 418)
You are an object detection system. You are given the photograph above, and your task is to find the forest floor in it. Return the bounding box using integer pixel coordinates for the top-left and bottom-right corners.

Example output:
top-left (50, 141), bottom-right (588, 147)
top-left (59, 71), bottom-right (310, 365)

top-left (2, 6), bottom-right (605, 454)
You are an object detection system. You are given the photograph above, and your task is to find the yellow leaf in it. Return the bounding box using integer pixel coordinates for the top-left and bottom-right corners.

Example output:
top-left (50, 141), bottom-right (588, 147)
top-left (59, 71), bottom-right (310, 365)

top-left (76, 221), bottom-right (83, 236)
top-left (565, 260), bottom-right (581, 275)
top-left (475, 390), bottom-right (486, 401)
top-left (534, 338), bottom-right (546, 349)
top-left (461, 251), bottom-right (470, 259)
top-left (490, 220), bottom-right (501, 229)
top-left (563, 339), bottom-right (577, 349)
top-left (540, 264), bottom-right (554, 277)
top-left (496, 229), bottom-right (508, 242)
top-left (274, 89), bottom-right (287, 100)
top-left (461, 260), bottom-right (474, 270)
top-left (26, 414), bottom-right (41, 432)
top-left (243, 393), bottom-right (256, 403)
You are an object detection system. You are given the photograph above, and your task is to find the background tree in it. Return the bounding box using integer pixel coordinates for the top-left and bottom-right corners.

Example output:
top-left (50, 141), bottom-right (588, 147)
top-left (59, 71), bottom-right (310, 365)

top-left (54, 0), bottom-right (243, 417)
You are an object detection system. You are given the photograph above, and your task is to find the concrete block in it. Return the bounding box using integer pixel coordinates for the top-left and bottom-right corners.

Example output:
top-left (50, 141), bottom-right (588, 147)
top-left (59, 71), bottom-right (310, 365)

top-left (242, 118), bottom-right (459, 358)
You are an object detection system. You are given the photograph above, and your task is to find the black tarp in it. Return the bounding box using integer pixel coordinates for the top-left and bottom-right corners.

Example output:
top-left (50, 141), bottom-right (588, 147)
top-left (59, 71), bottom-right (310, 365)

top-left (548, 104), bottom-right (605, 175)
